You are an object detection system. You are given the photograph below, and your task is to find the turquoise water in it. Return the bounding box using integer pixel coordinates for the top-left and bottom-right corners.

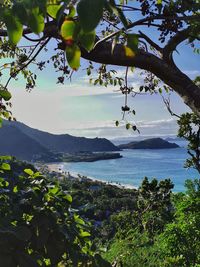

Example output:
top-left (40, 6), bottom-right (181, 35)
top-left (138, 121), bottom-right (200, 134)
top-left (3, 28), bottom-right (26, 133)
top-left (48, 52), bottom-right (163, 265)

top-left (62, 148), bottom-right (199, 192)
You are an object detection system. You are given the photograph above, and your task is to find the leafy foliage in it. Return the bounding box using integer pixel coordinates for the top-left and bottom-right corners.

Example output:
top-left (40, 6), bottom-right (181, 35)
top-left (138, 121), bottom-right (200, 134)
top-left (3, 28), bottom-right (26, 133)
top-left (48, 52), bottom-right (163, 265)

top-left (178, 113), bottom-right (200, 173)
top-left (0, 156), bottom-right (200, 267)
top-left (159, 179), bottom-right (200, 266)
top-left (137, 178), bottom-right (174, 237)
top-left (0, 0), bottom-right (200, 132)
top-left (103, 179), bottom-right (200, 267)
top-left (103, 230), bottom-right (162, 267)
top-left (0, 157), bottom-right (111, 266)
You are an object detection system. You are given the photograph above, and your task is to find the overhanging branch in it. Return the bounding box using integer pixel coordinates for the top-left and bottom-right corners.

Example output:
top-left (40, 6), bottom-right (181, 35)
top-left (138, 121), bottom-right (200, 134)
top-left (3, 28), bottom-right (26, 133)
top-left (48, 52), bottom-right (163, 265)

top-left (163, 27), bottom-right (192, 64)
top-left (81, 41), bottom-right (200, 117)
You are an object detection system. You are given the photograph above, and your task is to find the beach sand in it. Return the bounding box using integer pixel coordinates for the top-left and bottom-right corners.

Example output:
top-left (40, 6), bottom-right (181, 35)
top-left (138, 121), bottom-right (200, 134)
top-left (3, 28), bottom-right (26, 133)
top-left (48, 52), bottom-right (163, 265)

top-left (45, 163), bottom-right (137, 190)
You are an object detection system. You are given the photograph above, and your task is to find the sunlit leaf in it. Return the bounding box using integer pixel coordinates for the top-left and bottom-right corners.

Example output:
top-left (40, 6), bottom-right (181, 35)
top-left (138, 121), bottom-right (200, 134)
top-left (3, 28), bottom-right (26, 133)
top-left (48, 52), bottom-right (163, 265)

top-left (3, 9), bottom-right (23, 45)
top-left (65, 44), bottom-right (81, 70)
top-left (61, 19), bottom-right (76, 41)
top-left (47, 4), bottom-right (61, 19)
top-left (79, 230), bottom-right (91, 238)
top-left (1, 163), bottom-right (11, 171)
top-left (0, 90), bottom-right (12, 101)
top-left (124, 46), bottom-right (135, 57)
top-left (24, 169), bottom-right (34, 176)
top-left (63, 194), bottom-right (72, 203)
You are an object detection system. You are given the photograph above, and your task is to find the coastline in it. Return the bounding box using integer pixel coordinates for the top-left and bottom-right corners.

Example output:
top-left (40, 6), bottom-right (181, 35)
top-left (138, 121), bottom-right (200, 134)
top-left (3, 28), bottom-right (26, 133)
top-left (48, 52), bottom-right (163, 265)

top-left (45, 162), bottom-right (137, 190)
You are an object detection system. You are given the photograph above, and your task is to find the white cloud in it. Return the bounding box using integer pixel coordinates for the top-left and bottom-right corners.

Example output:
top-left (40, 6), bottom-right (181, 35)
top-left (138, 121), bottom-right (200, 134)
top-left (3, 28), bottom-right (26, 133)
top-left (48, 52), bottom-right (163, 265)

top-left (65, 118), bottom-right (178, 138)
top-left (183, 70), bottom-right (200, 79)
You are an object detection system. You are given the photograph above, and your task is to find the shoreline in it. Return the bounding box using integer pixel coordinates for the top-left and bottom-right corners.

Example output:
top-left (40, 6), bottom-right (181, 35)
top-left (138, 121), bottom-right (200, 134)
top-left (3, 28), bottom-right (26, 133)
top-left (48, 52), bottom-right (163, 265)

top-left (45, 162), bottom-right (137, 190)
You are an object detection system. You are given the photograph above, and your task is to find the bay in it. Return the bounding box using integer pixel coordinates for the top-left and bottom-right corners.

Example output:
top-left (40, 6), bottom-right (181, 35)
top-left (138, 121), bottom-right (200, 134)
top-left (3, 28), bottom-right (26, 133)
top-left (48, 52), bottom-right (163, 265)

top-left (62, 147), bottom-right (200, 192)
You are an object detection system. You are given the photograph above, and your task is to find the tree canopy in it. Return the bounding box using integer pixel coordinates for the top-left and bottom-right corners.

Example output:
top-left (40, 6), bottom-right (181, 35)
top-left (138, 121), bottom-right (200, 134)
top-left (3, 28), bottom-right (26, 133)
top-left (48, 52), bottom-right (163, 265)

top-left (0, 0), bottom-right (200, 124)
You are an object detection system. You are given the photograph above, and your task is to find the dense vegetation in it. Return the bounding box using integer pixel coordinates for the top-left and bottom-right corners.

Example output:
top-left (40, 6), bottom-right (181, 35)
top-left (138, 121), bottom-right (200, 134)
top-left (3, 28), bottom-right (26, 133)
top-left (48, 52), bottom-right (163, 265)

top-left (0, 157), bottom-right (199, 266)
top-left (0, 157), bottom-right (111, 266)
top-left (0, 0), bottom-right (200, 125)
top-left (0, 0), bottom-right (200, 266)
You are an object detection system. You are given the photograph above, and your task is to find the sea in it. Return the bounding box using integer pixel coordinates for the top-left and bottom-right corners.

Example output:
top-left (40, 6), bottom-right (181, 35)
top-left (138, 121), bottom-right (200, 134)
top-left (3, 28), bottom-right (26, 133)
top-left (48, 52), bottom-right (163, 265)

top-left (60, 138), bottom-right (200, 192)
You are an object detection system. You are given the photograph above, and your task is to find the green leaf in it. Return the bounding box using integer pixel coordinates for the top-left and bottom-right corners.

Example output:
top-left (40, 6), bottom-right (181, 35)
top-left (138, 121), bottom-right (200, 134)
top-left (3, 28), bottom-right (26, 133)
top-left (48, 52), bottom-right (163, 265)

top-left (12, 3), bottom-right (28, 25)
top-left (0, 155), bottom-right (12, 160)
top-left (79, 230), bottom-right (91, 238)
top-left (115, 7), bottom-right (128, 29)
top-left (109, 0), bottom-right (128, 28)
top-left (3, 9), bottom-right (23, 45)
top-left (127, 34), bottom-right (139, 52)
top-left (78, 30), bottom-right (95, 51)
top-left (63, 194), bottom-right (72, 203)
top-left (0, 90), bottom-right (12, 101)
top-left (67, 5), bottom-right (76, 18)
top-left (60, 19), bottom-right (76, 41)
top-left (24, 169), bottom-right (34, 176)
top-left (49, 186), bottom-right (59, 195)
top-left (1, 163), bottom-right (11, 171)
top-left (28, 7), bottom-right (45, 34)
top-left (13, 186), bottom-right (18, 193)
top-left (65, 44), bottom-right (81, 70)
top-left (47, 4), bottom-right (61, 19)
top-left (77, 0), bottom-right (104, 32)
top-left (74, 215), bottom-right (85, 225)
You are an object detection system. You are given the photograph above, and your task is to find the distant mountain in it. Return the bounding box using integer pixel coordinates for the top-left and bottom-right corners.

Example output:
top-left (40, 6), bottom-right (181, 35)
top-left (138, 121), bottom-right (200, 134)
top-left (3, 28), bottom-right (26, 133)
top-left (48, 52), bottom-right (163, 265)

top-left (118, 138), bottom-right (179, 149)
top-left (0, 124), bottom-right (51, 161)
top-left (0, 120), bottom-right (119, 161)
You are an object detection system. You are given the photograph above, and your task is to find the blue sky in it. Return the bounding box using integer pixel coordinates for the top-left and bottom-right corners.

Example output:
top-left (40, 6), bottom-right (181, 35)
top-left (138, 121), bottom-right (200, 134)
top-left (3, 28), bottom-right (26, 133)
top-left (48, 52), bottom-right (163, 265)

top-left (6, 27), bottom-right (200, 139)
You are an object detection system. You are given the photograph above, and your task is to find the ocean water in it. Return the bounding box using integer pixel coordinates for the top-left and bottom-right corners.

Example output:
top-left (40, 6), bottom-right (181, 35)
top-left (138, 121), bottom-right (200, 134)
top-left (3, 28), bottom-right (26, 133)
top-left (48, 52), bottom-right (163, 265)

top-left (62, 148), bottom-right (200, 192)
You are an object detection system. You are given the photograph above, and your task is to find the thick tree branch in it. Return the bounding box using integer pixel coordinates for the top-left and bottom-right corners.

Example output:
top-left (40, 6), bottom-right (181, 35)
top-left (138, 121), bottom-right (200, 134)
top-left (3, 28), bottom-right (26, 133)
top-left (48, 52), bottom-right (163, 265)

top-left (138, 31), bottom-right (163, 53)
top-left (81, 41), bottom-right (200, 117)
top-left (93, 14), bottom-right (200, 50)
top-left (1, 19), bottom-right (200, 118)
top-left (163, 28), bottom-right (192, 64)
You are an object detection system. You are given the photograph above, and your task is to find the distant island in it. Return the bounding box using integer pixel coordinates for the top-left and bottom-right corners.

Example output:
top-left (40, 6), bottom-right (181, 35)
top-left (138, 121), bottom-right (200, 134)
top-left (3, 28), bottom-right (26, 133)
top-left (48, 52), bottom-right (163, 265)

top-left (0, 120), bottom-right (121, 162)
top-left (118, 137), bottom-right (180, 149)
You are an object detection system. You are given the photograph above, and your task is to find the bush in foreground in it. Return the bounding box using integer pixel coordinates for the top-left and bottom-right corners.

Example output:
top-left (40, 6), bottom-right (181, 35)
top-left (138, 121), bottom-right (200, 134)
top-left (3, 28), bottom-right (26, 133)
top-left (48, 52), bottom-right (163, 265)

top-left (0, 156), bottom-right (111, 267)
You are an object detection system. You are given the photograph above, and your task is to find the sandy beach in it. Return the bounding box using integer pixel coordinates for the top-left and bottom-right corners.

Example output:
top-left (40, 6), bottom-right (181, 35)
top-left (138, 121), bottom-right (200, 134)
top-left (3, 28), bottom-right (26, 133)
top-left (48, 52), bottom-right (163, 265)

top-left (45, 163), bottom-right (137, 190)
top-left (46, 163), bottom-right (64, 173)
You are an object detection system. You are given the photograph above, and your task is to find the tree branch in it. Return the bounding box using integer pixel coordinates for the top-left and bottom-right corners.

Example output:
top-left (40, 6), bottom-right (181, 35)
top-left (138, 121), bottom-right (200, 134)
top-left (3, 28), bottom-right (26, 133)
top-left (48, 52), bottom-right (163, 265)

top-left (138, 31), bottom-right (163, 53)
top-left (81, 41), bottom-right (200, 117)
top-left (163, 27), bottom-right (192, 64)
top-left (5, 37), bottom-right (51, 89)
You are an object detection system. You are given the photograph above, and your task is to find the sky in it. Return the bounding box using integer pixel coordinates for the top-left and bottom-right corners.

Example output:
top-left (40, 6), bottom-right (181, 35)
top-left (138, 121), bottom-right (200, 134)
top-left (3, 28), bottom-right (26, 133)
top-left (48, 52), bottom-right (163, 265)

top-left (4, 20), bottom-right (200, 139)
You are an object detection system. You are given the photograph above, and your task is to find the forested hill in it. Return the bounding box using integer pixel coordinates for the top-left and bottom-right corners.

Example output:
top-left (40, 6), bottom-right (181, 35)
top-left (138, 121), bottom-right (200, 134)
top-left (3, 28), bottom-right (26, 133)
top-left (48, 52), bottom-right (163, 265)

top-left (0, 121), bottom-right (119, 160)
top-left (118, 138), bottom-right (179, 149)
top-left (0, 124), bottom-right (51, 161)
